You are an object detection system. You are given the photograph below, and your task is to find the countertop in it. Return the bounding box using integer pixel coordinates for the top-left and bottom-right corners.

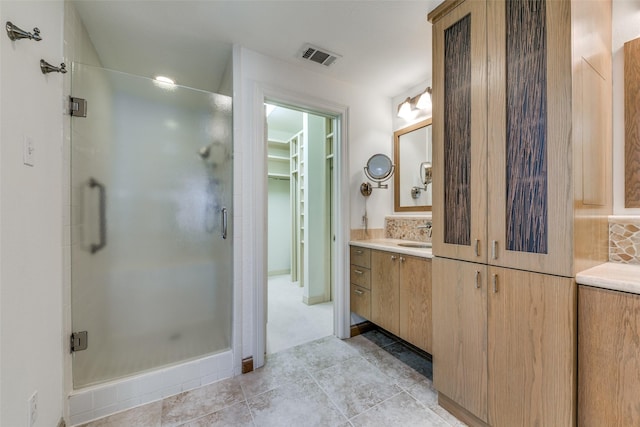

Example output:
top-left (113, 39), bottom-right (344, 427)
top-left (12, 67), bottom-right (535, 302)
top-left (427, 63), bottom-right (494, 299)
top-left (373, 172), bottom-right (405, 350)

top-left (576, 262), bottom-right (640, 295)
top-left (349, 238), bottom-right (433, 259)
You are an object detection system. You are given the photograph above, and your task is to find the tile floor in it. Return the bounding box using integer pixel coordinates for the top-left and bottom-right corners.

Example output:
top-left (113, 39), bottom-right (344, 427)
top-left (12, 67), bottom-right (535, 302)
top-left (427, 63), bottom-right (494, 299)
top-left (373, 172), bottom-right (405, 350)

top-left (77, 330), bottom-right (466, 427)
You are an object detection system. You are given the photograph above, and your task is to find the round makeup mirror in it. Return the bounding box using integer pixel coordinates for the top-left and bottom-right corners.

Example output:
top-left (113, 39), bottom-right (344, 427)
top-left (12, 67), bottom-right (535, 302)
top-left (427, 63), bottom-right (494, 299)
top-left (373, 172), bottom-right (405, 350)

top-left (364, 154), bottom-right (394, 189)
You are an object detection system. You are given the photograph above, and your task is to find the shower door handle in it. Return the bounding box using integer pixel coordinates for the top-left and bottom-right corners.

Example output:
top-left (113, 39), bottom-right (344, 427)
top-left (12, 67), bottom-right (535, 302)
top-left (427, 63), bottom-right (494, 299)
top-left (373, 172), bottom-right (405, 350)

top-left (88, 178), bottom-right (107, 254)
top-left (221, 207), bottom-right (228, 240)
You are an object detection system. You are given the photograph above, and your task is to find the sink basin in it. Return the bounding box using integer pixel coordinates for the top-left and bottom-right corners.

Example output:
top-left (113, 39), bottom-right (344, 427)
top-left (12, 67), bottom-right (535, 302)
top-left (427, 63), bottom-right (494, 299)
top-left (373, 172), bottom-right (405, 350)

top-left (397, 242), bottom-right (432, 248)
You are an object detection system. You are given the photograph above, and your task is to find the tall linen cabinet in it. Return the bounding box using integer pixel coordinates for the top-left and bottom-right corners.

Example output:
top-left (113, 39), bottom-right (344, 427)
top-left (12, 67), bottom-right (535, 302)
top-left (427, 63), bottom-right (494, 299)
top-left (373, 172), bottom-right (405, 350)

top-left (428, 0), bottom-right (612, 426)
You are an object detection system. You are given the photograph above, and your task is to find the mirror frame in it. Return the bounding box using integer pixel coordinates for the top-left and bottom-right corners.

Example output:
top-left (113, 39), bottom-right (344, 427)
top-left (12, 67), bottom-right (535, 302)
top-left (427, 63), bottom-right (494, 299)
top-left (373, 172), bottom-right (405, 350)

top-left (394, 118), bottom-right (432, 212)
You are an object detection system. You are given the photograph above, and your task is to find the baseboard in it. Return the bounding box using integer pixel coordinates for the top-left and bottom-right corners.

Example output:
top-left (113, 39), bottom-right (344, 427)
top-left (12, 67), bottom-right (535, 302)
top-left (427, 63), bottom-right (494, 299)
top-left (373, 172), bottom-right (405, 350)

top-left (302, 294), bottom-right (328, 305)
top-left (241, 357), bottom-right (254, 374)
top-left (268, 269), bottom-right (291, 277)
top-left (350, 321), bottom-right (377, 337)
top-left (438, 394), bottom-right (489, 427)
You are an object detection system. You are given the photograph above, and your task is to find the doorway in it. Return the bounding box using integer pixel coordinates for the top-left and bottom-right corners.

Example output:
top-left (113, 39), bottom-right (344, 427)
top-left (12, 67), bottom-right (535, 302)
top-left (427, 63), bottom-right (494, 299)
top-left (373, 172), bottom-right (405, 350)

top-left (265, 103), bottom-right (337, 354)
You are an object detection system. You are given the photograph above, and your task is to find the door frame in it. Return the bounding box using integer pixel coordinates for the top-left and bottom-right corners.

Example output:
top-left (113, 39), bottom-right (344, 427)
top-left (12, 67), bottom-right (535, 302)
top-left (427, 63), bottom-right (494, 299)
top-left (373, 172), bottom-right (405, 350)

top-left (251, 84), bottom-right (350, 369)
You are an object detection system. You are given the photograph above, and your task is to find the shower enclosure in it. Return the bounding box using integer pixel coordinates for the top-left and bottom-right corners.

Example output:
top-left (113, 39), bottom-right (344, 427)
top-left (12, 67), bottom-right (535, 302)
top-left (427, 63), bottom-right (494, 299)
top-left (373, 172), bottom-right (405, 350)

top-left (70, 63), bottom-right (232, 388)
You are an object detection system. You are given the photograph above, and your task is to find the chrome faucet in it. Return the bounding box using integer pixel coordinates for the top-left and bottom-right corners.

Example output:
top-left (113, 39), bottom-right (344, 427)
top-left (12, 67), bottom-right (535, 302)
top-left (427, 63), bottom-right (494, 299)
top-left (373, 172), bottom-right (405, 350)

top-left (417, 221), bottom-right (433, 238)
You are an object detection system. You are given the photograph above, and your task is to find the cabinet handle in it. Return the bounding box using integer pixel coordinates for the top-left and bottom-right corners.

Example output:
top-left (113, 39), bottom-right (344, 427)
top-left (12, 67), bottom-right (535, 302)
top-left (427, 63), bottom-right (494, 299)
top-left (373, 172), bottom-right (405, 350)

top-left (355, 249), bottom-right (363, 254)
top-left (400, 256), bottom-right (405, 262)
top-left (493, 274), bottom-right (498, 293)
top-left (391, 255), bottom-right (397, 260)
top-left (492, 240), bottom-right (498, 260)
top-left (353, 269), bottom-right (364, 275)
top-left (475, 239), bottom-right (480, 257)
top-left (354, 289), bottom-right (364, 295)
top-left (475, 270), bottom-right (481, 289)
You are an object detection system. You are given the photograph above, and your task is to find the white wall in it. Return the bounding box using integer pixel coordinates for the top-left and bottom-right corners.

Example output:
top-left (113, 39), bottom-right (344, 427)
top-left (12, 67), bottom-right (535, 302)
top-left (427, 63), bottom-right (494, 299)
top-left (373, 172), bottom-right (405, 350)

top-left (613, 0), bottom-right (640, 214)
top-left (0, 1), bottom-right (65, 426)
top-left (267, 178), bottom-right (291, 274)
top-left (234, 46), bottom-right (392, 361)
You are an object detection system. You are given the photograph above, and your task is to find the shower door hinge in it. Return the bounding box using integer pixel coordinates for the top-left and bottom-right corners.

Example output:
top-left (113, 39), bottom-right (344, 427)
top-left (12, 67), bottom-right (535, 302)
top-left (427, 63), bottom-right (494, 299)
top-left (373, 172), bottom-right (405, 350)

top-left (70, 331), bottom-right (88, 353)
top-left (69, 96), bottom-right (87, 117)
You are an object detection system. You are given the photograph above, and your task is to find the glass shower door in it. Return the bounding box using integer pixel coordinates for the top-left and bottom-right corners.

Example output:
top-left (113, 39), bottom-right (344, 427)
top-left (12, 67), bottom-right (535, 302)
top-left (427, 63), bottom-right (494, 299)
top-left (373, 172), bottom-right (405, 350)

top-left (70, 63), bottom-right (232, 388)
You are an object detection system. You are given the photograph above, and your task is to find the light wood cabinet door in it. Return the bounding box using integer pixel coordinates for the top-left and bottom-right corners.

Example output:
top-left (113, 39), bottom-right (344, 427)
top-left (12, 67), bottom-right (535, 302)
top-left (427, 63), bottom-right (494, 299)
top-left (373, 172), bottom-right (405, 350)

top-left (431, 0), bottom-right (487, 264)
top-left (487, 267), bottom-right (576, 427)
top-left (485, 0), bottom-right (573, 276)
top-left (578, 285), bottom-right (640, 427)
top-left (399, 256), bottom-right (432, 353)
top-left (371, 250), bottom-right (400, 335)
top-left (433, 257), bottom-right (488, 423)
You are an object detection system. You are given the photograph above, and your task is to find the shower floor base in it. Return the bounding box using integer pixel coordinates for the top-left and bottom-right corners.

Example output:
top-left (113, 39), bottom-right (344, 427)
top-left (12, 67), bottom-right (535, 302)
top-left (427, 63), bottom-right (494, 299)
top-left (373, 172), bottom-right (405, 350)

top-left (73, 321), bottom-right (229, 389)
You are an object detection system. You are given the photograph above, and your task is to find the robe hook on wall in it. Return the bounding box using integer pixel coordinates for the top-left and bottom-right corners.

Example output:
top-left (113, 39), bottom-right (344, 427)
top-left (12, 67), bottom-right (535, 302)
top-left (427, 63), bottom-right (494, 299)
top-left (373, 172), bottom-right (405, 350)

top-left (5, 21), bottom-right (41, 41)
top-left (40, 59), bottom-right (67, 74)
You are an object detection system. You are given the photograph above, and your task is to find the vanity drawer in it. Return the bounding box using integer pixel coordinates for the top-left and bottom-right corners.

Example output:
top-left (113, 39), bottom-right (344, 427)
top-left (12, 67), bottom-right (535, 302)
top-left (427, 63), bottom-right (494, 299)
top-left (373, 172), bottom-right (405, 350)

top-left (350, 246), bottom-right (371, 268)
top-left (350, 284), bottom-right (371, 319)
top-left (350, 265), bottom-right (371, 289)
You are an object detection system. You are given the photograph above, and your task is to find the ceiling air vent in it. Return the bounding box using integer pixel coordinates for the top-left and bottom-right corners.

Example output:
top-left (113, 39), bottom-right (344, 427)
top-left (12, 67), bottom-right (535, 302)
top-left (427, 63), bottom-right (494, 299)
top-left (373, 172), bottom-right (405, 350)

top-left (299, 44), bottom-right (341, 67)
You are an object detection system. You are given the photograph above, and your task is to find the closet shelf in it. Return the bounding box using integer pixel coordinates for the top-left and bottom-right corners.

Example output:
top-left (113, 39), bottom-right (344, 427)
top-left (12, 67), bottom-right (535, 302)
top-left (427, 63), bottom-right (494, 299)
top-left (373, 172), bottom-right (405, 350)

top-left (268, 155), bottom-right (289, 162)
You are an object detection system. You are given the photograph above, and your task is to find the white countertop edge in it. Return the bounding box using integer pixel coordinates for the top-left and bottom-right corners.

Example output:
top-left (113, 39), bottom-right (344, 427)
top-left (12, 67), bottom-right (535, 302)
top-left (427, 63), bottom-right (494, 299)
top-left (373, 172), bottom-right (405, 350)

top-left (350, 238), bottom-right (433, 259)
top-left (576, 262), bottom-right (640, 295)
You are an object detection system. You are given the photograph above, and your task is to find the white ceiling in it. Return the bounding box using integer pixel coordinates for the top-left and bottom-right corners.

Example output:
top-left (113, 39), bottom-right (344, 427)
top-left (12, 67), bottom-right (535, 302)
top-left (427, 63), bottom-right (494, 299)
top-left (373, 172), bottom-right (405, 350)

top-left (72, 0), bottom-right (441, 98)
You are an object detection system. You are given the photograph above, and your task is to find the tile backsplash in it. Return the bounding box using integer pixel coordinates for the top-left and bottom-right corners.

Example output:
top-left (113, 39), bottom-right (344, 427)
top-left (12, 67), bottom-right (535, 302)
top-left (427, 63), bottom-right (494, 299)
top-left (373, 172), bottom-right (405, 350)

top-left (609, 216), bottom-right (640, 264)
top-left (385, 215), bottom-right (432, 242)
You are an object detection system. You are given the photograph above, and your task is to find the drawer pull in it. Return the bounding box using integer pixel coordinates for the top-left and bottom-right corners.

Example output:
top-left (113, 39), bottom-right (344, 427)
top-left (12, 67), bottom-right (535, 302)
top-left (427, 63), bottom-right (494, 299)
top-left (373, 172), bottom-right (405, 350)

top-left (475, 270), bottom-right (480, 289)
top-left (475, 239), bottom-right (480, 257)
top-left (400, 256), bottom-right (405, 262)
top-left (493, 274), bottom-right (498, 293)
top-left (391, 255), bottom-right (397, 260)
top-left (353, 269), bottom-right (364, 275)
top-left (355, 249), bottom-right (363, 254)
top-left (354, 289), bottom-right (364, 295)
top-left (492, 240), bottom-right (498, 260)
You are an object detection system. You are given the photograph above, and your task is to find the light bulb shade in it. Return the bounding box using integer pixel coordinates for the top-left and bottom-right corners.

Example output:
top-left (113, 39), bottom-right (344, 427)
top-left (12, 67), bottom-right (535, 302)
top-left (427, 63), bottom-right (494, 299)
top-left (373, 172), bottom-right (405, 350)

top-left (416, 88), bottom-right (432, 110)
top-left (397, 97), bottom-right (413, 119)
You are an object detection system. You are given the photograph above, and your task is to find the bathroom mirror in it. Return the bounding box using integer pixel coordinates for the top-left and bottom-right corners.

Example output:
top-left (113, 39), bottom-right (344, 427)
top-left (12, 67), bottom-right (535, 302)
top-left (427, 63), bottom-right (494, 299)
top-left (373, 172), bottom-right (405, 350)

top-left (363, 153), bottom-right (394, 189)
top-left (394, 118), bottom-right (432, 212)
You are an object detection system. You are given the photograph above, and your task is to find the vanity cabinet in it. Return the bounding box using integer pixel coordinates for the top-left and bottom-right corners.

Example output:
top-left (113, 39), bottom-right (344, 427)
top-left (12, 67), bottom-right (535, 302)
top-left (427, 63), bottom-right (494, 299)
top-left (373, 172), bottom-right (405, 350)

top-left (371, 249), bottom-right (432, 352)
top-left (428, 0), bottom-right (611, 425)
top-left (578, 285), bottom-right (640, 427)
top-left (351, 245), bottom-right (432, 353)
top-left (433, 258), bottom-right (576, 427)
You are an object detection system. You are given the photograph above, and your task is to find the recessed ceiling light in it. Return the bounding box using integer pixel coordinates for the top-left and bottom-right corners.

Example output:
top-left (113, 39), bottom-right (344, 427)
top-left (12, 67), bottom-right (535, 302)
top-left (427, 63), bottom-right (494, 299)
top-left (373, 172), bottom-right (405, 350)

top-left (154, 76), bottom-right (175, 85)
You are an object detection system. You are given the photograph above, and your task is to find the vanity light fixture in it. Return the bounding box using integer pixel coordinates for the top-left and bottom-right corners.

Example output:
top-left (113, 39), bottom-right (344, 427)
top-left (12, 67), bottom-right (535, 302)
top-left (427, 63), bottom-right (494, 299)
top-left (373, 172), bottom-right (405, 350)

top-left (396, 86), bottom-right (432, 119)
top-left (397, 97), bottom-right (413, 119)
